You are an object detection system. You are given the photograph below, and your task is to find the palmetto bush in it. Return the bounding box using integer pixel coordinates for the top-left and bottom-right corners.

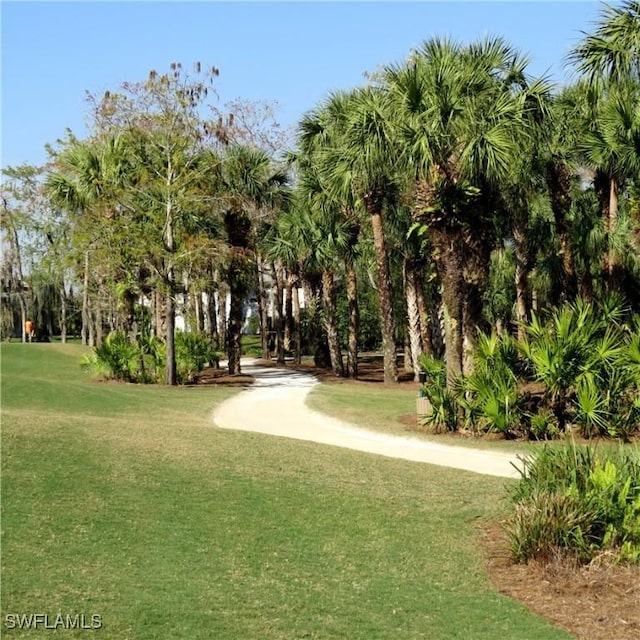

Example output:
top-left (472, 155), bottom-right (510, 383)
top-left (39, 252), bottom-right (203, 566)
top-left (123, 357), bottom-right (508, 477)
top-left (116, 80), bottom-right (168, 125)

top-left (417, 354), bottom-right (457, 432)
top-left (459, 333), bottom-right (522, 434)
top-left (175, 331), bottom-right (221, 384)
top-left (82, 330), bottom-right (220, 384)
top-left (520, 297), bottom-right (639, 438)
top-left (506, 445), bottom-right (640, 564)
top-left (81, 331), bottom-right (140, 382)
top-left (418, 297), bottom-right (640, 439)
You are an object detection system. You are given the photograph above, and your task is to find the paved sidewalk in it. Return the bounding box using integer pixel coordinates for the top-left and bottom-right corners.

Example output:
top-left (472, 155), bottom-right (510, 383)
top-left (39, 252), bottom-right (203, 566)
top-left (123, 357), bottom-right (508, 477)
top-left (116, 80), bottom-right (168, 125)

top-left (213, 359), bottom-right (523, 478)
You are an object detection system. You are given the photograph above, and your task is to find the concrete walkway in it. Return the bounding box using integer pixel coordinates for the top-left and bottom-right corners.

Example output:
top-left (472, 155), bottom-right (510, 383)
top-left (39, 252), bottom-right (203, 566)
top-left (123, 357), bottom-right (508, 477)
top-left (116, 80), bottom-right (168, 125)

top-left (213, 359), bottom-right (523, 479)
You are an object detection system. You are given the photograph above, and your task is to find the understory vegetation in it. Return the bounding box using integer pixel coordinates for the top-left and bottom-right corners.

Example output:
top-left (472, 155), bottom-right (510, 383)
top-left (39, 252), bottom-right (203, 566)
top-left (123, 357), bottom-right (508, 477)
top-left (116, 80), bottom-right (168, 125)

top-left (507, 445), bottom-right (640, 564)
top-left (419, 296), bottom-right (640, 441)
top-left (81, 329), bottom-right (222, 384)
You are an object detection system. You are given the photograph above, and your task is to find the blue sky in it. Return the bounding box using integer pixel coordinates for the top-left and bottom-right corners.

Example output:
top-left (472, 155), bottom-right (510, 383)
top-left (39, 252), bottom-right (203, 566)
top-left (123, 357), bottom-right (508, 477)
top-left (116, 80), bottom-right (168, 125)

top-left (2, 1), bottom-right (604, 169)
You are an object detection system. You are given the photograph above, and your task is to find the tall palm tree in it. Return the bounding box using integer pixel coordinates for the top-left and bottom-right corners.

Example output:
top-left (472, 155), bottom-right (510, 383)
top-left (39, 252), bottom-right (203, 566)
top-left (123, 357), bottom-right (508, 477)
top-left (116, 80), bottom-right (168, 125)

top-left (385, 36), bottom-right (547, 387)
top-left (45, 135), bottom-right (135, 346)
top-left (563, 79), bottom-right (640, 287)
top-left (220, 145), bottom-right (289, 375)
top-left (296, 95), bottom-right (362, 378)
top-left (325, 87), bottom-right (400, 383)
top-left (569, 0), bottom-right (640, 84)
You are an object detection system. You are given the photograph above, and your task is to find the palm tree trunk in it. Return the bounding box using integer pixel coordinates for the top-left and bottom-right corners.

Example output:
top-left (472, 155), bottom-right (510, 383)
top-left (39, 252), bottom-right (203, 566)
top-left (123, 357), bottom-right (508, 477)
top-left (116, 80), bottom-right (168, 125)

top-left (595, 169), bottom-right (612, 284)
top-left (195, 292), bottom-right (204, 333)
top-left (284, 270), bottom-right (294, 352)
top-left (322, 269), bottom-right (344, 377)
top-left (227, 254), bottom-right (244, 375)
top-left (365, 197), bottom-right (397, 383)
top-left (513, 208), bottom-right (531, 343)
top-left (292, 275), bottom-right (302, 365)
top-left (256, 256), bottom-right (270, 360)
top-left (607, 175), bottom-right (619, 281)
top-left (218, 285), bottom-right (228, 349)
top-left (164, 188), bottom-right (177, 386)
top-left (206, 269), bottom-right (219, 350)
top-left (82, 250), bottom-right (90, 346)
top-left (547, 161), bottom-right (577, 300)
top-left (271, 261), bottom-right (286, 364)
top-left (59, 282), bottom-right (67, 343)
top-left (165, 273), bottom-right (177, 385)
top-left (414, 267), bottom-right (434, 357)
top-left (345, 261), bottom-right (359, 378)
top-left (404, 258), bottom-right (423, 382)
top-left (94, 283), bottom-right (104, 346)
top-left (435, 229), bottom-right (464, 390)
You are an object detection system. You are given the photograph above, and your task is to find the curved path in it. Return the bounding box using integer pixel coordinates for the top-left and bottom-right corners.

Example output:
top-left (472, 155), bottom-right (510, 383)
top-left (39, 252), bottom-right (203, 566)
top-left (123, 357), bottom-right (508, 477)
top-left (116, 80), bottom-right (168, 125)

top-left (213, 359), bottom-right (523, 478)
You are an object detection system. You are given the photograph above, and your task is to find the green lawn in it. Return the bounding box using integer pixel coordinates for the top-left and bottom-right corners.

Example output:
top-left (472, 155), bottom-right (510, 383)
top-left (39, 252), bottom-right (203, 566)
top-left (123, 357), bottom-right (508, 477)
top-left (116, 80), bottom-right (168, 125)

top-left (1, 344), bottom-right (572, 639)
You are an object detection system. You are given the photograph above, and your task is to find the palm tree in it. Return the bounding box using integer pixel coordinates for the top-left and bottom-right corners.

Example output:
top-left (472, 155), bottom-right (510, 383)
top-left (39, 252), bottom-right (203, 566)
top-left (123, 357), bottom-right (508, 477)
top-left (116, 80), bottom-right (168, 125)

top-left (583, 81), bottom-right (640, 285)
top-left (385, 36), bottom-right (547, 387)
top-left (46, 135), bottom-right (135, 346)
top-left (569, 0), bottom-right (640, 84)
top-left (296, 95), bottom-right (362, 378)
top-left (569, 2), bottom-right (640, 294)
top-left (269, 196), bottom-right (350, 377)
top-left (562, 79), bottom-right (640, 288)
top-left (220, 145), bottom-right (289, 375)
top-left (326, 87), bottom-right (400, 383)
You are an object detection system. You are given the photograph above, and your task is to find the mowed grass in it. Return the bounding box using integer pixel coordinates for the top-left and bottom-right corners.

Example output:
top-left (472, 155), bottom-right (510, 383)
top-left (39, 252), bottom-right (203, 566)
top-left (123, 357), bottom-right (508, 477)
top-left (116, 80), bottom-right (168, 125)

top-left (1, 344), bottom-right (572, 639)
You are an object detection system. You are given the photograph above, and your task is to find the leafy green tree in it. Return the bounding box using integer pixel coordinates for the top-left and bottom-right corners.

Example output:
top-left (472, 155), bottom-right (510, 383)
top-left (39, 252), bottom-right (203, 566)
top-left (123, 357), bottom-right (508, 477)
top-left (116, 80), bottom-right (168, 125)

top-left (570, 3), bottom-right (640, 293)
top-left (46, 133), bottom-right (140, 346)
top-left (569, 0), bottom-right (640, 84)
top-left (296, 93), bottom-right (363, 377)
top-left (86, 62), bottom-right (221, 384)
top-left (1, 174), bottom-right (30, 341)
top-left (327, 87), bottom-right (400, 383)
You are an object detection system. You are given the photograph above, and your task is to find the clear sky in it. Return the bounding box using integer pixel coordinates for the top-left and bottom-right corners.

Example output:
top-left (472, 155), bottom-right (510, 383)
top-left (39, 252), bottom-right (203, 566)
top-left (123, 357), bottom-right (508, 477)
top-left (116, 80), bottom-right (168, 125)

top-left (2, 1), bottom-right (604, 170)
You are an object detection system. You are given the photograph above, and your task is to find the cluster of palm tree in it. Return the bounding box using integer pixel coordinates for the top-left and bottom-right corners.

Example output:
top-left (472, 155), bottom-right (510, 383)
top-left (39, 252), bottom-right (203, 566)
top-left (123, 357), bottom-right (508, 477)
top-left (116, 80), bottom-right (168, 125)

top-left (3, 2), bottom-right (638, 404)
top-left (271, 1), bottom-right (639, 392)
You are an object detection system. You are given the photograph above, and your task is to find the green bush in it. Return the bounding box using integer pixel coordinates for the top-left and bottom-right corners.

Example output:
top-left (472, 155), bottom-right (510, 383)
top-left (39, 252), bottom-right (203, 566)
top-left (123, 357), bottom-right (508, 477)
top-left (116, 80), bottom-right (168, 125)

top-left (137, 333), bottom-right (166, 383)
top-left (81, 331), bottom-right (139, 382)
top-left (175, 331), bottom-right (222, 383)
top-left (418, 298), bottom-right (640, 440)
top-left (506, 445), bottom-right (640, 564)
top-left (460, 333), bottom-right (522, 434)
top-left (418, 354), bottom-right (458, 432)
top-left (82, 330), bottom-right (221, 384)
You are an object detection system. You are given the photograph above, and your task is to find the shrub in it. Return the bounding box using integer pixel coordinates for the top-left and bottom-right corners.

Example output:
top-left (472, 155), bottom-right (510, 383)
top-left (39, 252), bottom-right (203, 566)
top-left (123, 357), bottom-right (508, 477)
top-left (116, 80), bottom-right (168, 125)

top-left (175, 331), bottom-right (221, 383)
top-left (506, 445), bottom-right (640, 564)
top-left (418, 354), bottom-right (458, 432)
top-left (82, 330), bottom-right (221, 385)
top-left (81, 331), bottom-right (139, 382)
top-left (461, 333), bottom-right (521, 434)
top-left (137, 334), bottom-right (165, 383)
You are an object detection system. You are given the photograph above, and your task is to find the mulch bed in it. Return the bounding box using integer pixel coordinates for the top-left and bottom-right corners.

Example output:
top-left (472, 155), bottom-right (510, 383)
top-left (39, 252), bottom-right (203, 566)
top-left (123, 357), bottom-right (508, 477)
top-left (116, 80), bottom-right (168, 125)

top-left (482, 524), bottom-right (640, 640)
top-left (194, 367), bottom-right (255, 386)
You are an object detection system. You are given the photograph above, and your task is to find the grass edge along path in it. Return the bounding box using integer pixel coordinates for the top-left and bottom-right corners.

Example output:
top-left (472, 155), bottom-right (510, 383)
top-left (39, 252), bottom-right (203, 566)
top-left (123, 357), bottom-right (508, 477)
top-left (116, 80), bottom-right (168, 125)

top-left (1, 344), bottom-right (572, 639)
top-left (306, 380), bottom-right (528, 451)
